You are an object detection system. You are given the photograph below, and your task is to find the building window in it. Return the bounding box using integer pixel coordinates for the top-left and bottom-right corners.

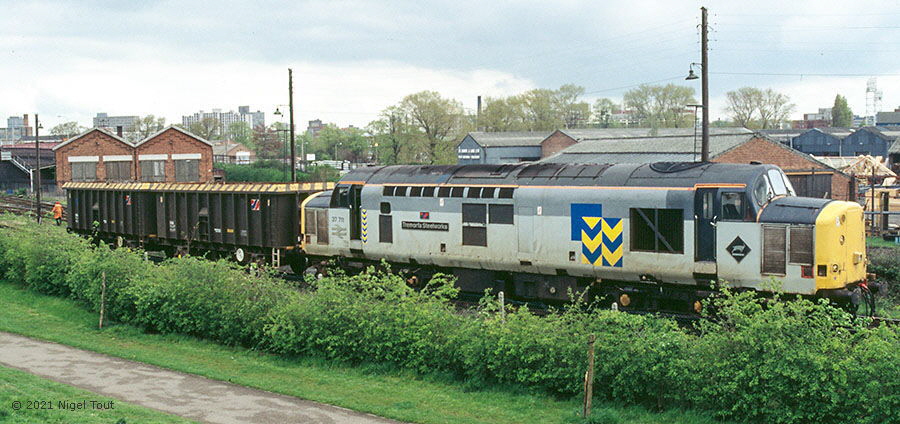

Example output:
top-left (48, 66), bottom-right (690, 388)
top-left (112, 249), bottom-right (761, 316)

top-left (175, 159), bottom-right (200, 182)
top-left (71, 162), bottom-right (97, 182)
top-left (630, 208), bottom-right (683, 253)
top-left (140, 160), bottom-right (166, 182)
top-left (105, 161), bottom-right (132, 181)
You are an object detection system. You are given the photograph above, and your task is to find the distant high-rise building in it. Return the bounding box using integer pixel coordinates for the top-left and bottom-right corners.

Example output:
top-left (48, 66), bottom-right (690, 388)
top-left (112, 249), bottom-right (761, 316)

top-left (181, 106), bottom-right (266, 139)
top-left (1, 114), bottom-right (33, 144)
top-left (307, 119), bottom-right (324, 137)
top-left (93, 113), bottom-right (139, 133)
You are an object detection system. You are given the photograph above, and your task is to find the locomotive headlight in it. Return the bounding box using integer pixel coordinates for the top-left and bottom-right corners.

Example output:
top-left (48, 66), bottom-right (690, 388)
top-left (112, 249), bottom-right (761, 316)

top-left (839, 235), bottom-right (845, 245)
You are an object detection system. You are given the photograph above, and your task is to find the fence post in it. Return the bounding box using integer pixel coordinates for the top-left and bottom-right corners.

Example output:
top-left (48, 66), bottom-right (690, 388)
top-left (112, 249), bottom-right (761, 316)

top-left (583, 333), bottom-right (596, 418)
top-left (99, 271), bottom-right (107, 330)
top-left (498, 291), bottom-right (505, 322)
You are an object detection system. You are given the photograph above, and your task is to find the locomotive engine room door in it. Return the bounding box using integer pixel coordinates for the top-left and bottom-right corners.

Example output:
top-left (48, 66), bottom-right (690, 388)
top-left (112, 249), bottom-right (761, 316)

top-left (694, 188), bottom-right (717, 272)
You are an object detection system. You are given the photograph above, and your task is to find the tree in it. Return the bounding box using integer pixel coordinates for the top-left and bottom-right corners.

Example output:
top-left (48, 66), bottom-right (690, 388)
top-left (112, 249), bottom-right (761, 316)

top-left (398, 91), bottom-right (468, 164)
top-left (226, 121), bottom-right (253, 148)
top-left (623, 84), bottom-right (696, 128)
top-left (725, 87), bottom-right (759, 128)
top-left (130, 115), bottom-right (166, 142)
top-left (724, 87), bottom-right (795, 129)
top-left (367, 106), bottom-right (418, 164)
top-left (757, 88), bottom-right (795, 129)
top-left (833, 94), bottom-right (853, 127)
top-left (591, 98), bottom-right (618, 128)
top-left (188, 117), bottom-right (221, 141)
top-left (252, 125), bottom-right (283, 159)
top-left (554, 84), bottom-right (591, 129)
top-left (313, 124), bottom-right (370, 162)
top-left (50, 121), bottom-right (86, 139)
top-left (479, 96), bottom-right (529, 132)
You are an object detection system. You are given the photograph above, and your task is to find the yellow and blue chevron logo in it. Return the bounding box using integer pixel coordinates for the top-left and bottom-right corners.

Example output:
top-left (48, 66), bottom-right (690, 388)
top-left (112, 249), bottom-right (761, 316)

top-left (361, 208), bottom-right (368, 243)
top-left (571, 204), bottom-right (622, 268)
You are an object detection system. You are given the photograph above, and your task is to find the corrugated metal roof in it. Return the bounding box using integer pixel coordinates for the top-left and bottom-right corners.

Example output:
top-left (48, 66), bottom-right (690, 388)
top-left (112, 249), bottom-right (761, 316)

top-left (559, 127), bottom-right (751, 141)
top-left (877, 111), bottom-right (900, 124)
top-left (546, 133), bottom-right (753, 155)
top-left (467, 131), bottom-right (552, 147)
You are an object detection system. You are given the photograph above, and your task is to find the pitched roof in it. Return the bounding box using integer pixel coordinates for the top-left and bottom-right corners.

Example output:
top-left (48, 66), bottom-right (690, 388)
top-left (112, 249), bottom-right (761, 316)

top-left (540, 131), bottom-right (757, 164)
top-left (557, 127), bottom-right (752, 142)
top-left (876, 111), bottom-right (900, 124)
top-left (52, 127), bottom-right (132, 151)
top-left (464, 131), bottom-right (552, 147)
top-left (133, 125), bottom-right (213, 148)
top-left (212, 142), bottom-right (253, 156)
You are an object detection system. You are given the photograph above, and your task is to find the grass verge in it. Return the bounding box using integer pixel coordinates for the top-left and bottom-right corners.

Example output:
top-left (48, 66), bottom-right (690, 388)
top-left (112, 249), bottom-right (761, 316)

top-left (0, 280), bottom-right (724, 424)
top-left (0, 365), bottom-right (192, 424)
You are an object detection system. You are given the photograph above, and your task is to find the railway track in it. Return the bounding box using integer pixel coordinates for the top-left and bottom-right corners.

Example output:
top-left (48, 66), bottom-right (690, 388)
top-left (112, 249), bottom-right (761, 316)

top-left (0, 195), bottom-right (65, 219)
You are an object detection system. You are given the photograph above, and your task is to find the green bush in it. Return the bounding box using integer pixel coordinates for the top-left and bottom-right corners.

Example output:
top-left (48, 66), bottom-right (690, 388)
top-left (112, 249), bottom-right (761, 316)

top-left (0, 215), bottom-right (898, 424)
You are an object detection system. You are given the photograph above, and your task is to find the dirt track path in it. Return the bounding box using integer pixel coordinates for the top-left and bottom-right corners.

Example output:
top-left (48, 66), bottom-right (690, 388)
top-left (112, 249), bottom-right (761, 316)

top-left (0, 332), bottom-right (401, 424)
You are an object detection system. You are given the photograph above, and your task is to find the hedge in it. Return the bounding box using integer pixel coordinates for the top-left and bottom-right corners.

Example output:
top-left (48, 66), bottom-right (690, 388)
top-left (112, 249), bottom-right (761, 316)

top-left (0, 216), bottom-right (897, 424)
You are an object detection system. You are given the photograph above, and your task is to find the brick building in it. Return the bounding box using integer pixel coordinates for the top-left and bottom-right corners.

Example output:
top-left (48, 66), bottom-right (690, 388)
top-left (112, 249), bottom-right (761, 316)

top-left (133, 126), bottom-right (213, 183)
top-left (54, 126), bottom-right (213, 186)
top-left (53, 128), bottom-right (134, 184)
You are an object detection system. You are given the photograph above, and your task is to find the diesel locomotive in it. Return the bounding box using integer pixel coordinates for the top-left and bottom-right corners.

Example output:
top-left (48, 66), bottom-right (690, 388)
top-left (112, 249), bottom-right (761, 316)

top-left (66, 161), bottom-right (868, 312)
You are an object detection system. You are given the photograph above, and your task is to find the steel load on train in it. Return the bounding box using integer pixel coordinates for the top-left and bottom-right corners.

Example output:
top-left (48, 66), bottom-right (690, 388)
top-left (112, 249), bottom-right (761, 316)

top-left (65, 161), bottom-right (868, 311)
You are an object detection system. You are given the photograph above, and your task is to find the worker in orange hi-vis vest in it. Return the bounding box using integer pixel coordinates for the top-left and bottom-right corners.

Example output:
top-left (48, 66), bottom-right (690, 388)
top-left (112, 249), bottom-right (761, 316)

top-left (51, 201), bottom-right (64, 226)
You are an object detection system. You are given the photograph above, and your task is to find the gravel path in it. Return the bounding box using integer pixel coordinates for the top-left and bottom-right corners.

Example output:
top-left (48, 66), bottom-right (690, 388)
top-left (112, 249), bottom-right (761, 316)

top-left (0, 332), bottom-right (401, 424)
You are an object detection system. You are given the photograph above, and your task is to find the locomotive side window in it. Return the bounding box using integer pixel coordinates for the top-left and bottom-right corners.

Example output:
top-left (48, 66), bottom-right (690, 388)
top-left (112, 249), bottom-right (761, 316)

top-left (630, 208), bottom-right (684, 254)
top-left (467, 187), bottom-right (481, 198)
top-left (489, 204), bottom-right (514, 224)
top-left (482, 187), bottom-right (496, 198)
top-left (410, 186), bottom-right (423, 197)
top-left (451, 187), bottom-right (465, 197)
top-left (721, 192), bottom-right (745, 220)
top-left (383, 186), bottom-right (395, 196)
top-left (395, 186), bottom-right (408, 197)
top-left (380, 202), bottom-right (391, 214)
top-left (462, 203), bottom-right (487, 247)
top-left (438, 187), bottom-right (451, 197)
top-left (423, 187), bottom-right (436, 197)
top-left (498, 188), bottom-right (515, 199)
top-left (462, 203), bottom-right (487, 223)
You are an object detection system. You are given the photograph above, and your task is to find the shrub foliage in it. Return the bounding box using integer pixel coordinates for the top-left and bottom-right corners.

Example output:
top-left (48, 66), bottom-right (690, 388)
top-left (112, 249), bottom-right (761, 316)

top-left (0, 215), bottom-right (898, 424)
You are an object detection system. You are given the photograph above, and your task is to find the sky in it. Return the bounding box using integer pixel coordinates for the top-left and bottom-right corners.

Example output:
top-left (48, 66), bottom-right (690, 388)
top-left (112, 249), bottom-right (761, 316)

top-left (4, 0), bottom-right (900, 131)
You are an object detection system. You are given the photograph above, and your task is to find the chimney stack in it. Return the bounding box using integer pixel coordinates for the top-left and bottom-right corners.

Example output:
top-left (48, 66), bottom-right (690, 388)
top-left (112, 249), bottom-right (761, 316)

top-left (476, 96), bottom-right (482, 131)
top-left (116, 126), bottom-right (124, 137)
top-left (23, 114), bottom-right (32, 137)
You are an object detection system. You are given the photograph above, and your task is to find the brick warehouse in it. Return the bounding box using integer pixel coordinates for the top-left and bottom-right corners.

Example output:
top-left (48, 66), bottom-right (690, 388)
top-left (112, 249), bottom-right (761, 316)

top-left (133, 126), bottom-right (213, 183)
top-left (54, 126), bottom-right (213, 187)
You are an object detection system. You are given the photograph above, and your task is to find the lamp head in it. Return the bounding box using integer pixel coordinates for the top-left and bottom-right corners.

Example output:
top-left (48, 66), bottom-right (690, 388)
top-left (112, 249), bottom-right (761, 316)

top-left (685, 69), bottom-right (699, 80)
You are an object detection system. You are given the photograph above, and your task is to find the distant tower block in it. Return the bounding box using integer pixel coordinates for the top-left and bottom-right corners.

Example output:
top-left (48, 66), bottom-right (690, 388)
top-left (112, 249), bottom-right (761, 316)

top-left (866, 78), bottom-right (883, 126)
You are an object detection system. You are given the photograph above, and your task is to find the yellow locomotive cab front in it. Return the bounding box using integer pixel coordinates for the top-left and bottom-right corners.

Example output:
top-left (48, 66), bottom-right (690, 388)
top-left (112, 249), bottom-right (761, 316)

top-left (814, 201), bottom-right (867, 292)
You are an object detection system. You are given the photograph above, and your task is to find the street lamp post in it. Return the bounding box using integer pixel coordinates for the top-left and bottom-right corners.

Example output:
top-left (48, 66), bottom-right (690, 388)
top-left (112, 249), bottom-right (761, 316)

top-left (686, 6), bottom-right (709, 162)
top-left (34, 114), bottom-right (42, 223)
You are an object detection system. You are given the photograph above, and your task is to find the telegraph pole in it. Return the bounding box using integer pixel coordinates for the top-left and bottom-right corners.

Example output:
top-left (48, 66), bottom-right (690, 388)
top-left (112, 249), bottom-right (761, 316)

top-left (700, 6), bottom-right (710, 162)
top-left (34, 114), bottom-right (42, 223)
top-left (288, 68), bottom-right (297, 182)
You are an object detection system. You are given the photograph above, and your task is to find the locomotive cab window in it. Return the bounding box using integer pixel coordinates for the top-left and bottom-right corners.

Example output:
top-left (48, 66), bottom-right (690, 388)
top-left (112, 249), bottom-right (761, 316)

top-left (330, 186), bottom-right (350, 208)
top-left (721, 192), bottom-right (745, 220)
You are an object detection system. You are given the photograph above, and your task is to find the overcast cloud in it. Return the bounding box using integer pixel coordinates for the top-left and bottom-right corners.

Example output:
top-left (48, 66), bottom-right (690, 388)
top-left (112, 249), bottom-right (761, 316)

top-left (3, 0), bottom-right (900, 129)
